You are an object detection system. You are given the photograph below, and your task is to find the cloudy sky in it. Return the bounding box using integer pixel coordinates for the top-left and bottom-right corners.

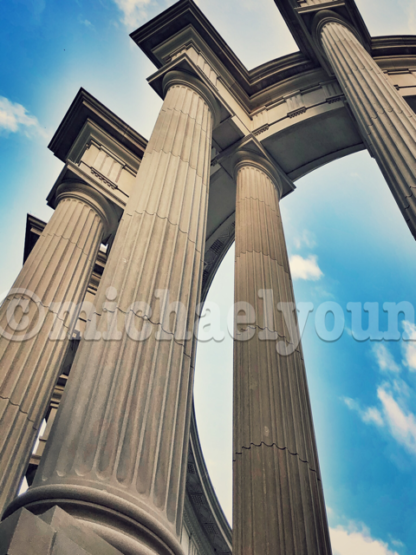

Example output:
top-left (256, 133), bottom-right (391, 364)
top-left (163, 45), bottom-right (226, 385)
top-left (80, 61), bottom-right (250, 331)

top-left (1, 1), bottom-right (416, 554)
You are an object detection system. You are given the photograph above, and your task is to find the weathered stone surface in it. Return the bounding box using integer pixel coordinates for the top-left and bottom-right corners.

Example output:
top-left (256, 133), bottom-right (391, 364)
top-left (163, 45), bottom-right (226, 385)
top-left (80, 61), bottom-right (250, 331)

top-left (0, 506), bottom-right (123, 555)
top-left (0, 183), bottom-right (117, 516)
top-left (0, 508), bottom-right (54, 555)
top-left (40, 506), bottom-right (122, 555)
top-left (233, 157), bottom-right (331, 555)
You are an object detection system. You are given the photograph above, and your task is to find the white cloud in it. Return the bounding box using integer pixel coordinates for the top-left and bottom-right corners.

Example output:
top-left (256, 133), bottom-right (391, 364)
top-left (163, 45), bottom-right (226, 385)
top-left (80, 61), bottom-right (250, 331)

top-left (344, 337), bottom-right (416, 456)
top-left (293, 229), bottom-right (316, 249)
top-left (390, 538), bottom-right (405, 549)
top-left (289, 255), bottom-right (323, 281)
top-left (342, 397), bottom-right (384, 428)
top-left (113, 0), bottom-right (152, 28)
top-left (373, 344), bottom-right (400, 373)
top-left (330, 523), bottom-right (400, 555)
top-left (80, 18), bottom-right (93, 28)
top-left (378, 386), bottom-right (416, 455)
top-left (402, 321), bottom-right (416, 371)
top-left (0, 97), bottom-right (46, 137)
top-left (362, 406), bottom-right (384, 427)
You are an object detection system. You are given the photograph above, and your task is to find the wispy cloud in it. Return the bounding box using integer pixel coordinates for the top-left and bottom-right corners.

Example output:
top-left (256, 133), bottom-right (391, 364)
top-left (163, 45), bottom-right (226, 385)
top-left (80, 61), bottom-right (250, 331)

top-left (377, 386), bottom-right (416, 455)
top-left (80, 18), bottom-right (94, 29)
top-left (344, 337), bottom-right (416, 458)
top-left (342, 397), bottom-right (384, 427)
top-left (289, 255), bottom-right (323, 281)
top-left (330, 522), bottom-right (400, 555)
top-left (0, 97), bottom-right (46, 138)
top-left (373, 344), bottom-right (400, 373)
top-left (293, 229), bottom-right (316, 250)
top-left (113, 0), bottom-right (152, 28)
top-left (402, 321), bottom-right (416, 371)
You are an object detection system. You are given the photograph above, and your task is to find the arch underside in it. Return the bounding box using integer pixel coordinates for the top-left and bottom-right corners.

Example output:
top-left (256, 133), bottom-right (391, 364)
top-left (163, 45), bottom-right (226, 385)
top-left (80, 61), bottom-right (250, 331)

top-left (203, 58), bottom-right (416, 301)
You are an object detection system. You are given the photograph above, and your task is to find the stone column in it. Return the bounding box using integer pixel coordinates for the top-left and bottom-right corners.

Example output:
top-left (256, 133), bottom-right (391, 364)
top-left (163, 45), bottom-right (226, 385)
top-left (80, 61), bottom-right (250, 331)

top-left (314, 10), bottom-right (416, 237)
top-left (232, 152), bottom-right (332, 555)
top-left (9, 71), bottom-right (221, 555)
top-left (0, 182), bottom-right (117, 515)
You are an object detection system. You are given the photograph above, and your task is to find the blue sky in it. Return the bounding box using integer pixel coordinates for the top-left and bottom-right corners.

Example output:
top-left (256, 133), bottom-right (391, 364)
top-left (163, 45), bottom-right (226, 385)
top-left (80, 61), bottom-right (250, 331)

top-left (1, 1), bottom-right (416, 554)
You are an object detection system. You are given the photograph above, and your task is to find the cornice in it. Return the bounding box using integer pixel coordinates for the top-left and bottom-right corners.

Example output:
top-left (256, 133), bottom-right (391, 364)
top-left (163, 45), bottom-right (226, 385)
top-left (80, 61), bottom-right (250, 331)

top-left (371, 35), bottom-right (416, 59)
top-left (131, 0), bottom-right (416, 115)
top-left (131, 0), bottom-right (251, 90)
top-left (49, 88), bottom-right (148, 163)
top-left (273, 0), bottom-right (371, 62)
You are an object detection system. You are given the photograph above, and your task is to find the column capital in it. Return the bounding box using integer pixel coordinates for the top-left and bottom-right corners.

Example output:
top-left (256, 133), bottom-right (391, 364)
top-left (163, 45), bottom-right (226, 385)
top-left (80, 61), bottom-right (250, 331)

top-left (311, 9), bottom-right (366, 59)
top-left (54, 181), bottom-right (119, 241)
top-left (162, 69), bottom-right (222, 129)
top-left (231, 150), bottom-right (285, 200)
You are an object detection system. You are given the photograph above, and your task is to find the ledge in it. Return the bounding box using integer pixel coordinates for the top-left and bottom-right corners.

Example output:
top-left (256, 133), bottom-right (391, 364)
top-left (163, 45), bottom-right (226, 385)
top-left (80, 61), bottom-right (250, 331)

top-left (49, 89), bottom-right (148, 163)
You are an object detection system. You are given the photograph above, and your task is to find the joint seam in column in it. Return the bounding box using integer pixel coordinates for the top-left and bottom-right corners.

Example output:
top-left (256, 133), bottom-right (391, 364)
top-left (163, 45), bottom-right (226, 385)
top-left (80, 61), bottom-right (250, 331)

top-left (43, 232), bottom-right (101, 256)
top-left (162, 103), bottom-right (209, 125)
top-left (132, 210), bottom-right (203, 252)
top-left (0, 396), bottom-right (37, 422)
top-left (84, 307), bottom-right (197, 352)
top-left (237, 196), bottom-right (279, 213)
top-left (235, 251), bottom-right (290, 271)
top-left (144, 150), bottom-right (210, 179)
top-left (234, 323), bottom-right (301, 347)
top-left (234, 443), bottom-right (320, 476)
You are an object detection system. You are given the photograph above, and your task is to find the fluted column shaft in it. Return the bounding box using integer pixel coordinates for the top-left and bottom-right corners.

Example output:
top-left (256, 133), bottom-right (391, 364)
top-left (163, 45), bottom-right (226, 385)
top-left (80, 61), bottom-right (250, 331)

top-left (318, 15), bottom-right (416, 237)
top-left (0, 182), bottom-right (116, 515)
top-left (11, 72), bottom-right (218, 555)
top-left (233, 158), bottom-right (331, 555)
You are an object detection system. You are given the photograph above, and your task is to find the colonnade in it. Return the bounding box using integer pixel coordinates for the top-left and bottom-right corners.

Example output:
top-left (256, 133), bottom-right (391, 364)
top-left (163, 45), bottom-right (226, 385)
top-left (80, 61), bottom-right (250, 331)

top-left (0, 7), bottom-right (415, 555)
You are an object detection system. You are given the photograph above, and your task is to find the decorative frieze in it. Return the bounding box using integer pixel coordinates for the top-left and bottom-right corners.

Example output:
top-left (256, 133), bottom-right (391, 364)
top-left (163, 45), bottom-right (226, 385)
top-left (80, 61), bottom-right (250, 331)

top-left (284, 91), bottom-right (307, 118)
top-left (79, 139), bottom-right (136, 195)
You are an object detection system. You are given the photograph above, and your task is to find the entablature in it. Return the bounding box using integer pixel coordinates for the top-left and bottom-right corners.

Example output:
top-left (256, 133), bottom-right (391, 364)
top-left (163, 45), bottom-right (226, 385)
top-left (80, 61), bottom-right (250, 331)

top-left (46, 89), bottom-right (148, 222)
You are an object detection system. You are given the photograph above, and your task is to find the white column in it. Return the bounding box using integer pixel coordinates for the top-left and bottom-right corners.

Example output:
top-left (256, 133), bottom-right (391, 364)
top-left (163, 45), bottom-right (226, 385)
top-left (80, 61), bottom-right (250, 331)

top-left (0, 182), bottom-right (117, 515)
top-left (232, 153), bottom-right (332, 555)
top-left (315, 10), bottom-right (416, 237)
top-left (9, 71), bottom-right (221, 555)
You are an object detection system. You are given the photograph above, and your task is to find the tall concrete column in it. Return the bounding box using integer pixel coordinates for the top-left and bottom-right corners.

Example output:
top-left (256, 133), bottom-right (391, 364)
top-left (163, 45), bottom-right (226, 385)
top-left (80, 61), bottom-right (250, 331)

top-left (0, 182), bottom-right (118, 515)
top-left (314, 10), bottom-right (416, 237)
top-left (232, 152), bottom-right (332, 555)
top-left (9, 71), bottom-right (221, 555)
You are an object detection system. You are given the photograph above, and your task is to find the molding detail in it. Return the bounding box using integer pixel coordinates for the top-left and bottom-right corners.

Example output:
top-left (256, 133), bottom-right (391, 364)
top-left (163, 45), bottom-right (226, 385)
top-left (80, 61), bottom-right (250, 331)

top-left (311, 8), bottom-right (366, 60)
top-left (90, 167), bottom-right (119, 190)
top-left (232, 150), bottom-right (285, 200)
top-left (287, 106), bottom-right (307, 118)
top-left (55, 181), bottom-right (119, 240)
top-left (253, 124), bottom-right (270, 136)
top-left (162, 69), bottom-right (222, 129)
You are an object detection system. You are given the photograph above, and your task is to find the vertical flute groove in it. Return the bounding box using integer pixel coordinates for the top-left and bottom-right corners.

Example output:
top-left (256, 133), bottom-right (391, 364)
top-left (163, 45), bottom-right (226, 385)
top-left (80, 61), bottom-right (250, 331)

top-left (233, 163), bottom-right (331, 555)
top-left (0, 193), bottom-right (108, 516)
top-left (320, 20), bottom-right (416, 236)
top-left (24, 81), bottom-right (214, 550)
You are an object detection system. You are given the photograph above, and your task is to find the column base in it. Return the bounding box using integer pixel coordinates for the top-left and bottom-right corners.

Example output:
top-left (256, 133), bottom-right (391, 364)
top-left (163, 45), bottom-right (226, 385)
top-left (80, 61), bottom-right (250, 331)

top-left (0, 505), bottom-right (122, 555)
top-left (4, 486), bottom-right (184, 555)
